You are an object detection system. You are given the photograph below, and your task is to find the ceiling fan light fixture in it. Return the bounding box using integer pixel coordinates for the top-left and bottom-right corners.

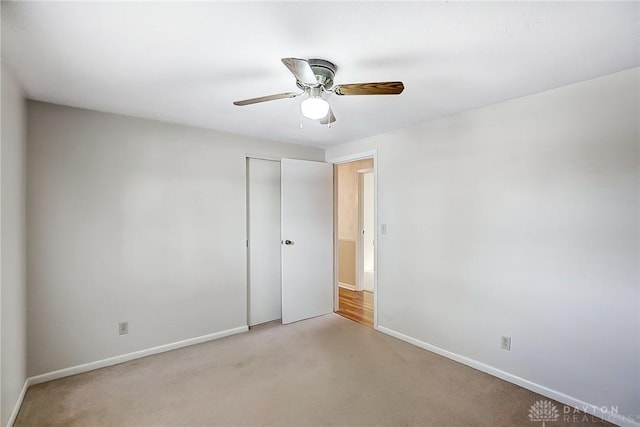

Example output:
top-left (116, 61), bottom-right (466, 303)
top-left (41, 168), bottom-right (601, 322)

top-left (301, 96), bottom-right (330, 120)
top-left (233, 58), bottom-right (405, 126)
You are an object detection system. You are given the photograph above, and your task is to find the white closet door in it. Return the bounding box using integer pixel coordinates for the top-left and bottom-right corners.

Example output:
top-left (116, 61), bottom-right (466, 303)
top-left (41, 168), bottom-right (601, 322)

top-left (281, 159), bottom-right (333, 324)
top-left (247, 158), bottom-right (282, 326)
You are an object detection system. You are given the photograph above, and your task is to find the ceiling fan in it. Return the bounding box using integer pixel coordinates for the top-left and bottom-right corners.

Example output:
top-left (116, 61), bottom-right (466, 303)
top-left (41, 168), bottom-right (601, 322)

top-left (233, 58), bottom-right (404, 125)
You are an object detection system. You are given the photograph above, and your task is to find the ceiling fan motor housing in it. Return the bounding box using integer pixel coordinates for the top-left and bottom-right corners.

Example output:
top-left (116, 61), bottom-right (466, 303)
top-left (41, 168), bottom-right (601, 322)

top-left (296, 59), bottom-right (337, 90)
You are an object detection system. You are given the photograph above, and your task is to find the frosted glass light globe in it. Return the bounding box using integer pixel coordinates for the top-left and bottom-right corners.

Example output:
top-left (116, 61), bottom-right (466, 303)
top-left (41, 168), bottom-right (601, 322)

top-left (301, 97), bottom-right (330, 120)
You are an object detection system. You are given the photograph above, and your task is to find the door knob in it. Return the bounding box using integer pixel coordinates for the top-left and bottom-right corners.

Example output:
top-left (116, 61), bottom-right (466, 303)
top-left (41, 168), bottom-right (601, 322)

top-left (284, 239), bottom-right (294, 245)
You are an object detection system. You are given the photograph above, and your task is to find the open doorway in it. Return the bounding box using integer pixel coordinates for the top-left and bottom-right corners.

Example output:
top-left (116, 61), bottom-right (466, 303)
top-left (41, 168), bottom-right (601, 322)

top-left (335, 158), bottom-right (375, 327)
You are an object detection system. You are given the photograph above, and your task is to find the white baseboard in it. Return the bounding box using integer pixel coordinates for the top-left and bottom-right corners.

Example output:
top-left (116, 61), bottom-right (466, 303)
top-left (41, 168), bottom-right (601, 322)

top-left (5, 379), bottom-right (29, 427)
top-left (27, 325), bottom-right (248, 387)
top-left (338, 282), bottom-right (355, 291)
top-left (11, 324), bottom-right (636, 427)
top-left (6, 325), bottom-right (247, 426)
top-left (376, 325), bottom-right (638, 427)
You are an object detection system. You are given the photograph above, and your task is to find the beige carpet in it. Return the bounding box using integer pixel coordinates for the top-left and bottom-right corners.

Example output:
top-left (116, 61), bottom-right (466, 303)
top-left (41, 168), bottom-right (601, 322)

top-left (16, 314), bottom-right (612, 426)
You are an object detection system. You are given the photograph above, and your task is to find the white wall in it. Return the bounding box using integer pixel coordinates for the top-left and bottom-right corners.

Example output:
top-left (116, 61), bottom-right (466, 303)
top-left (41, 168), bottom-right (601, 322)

top-left (26, 102), bottom-right (323, 376)
top-left (326, 68), bottom-right (640, 421)
top-left (1, 64), bottom-right (27, 425)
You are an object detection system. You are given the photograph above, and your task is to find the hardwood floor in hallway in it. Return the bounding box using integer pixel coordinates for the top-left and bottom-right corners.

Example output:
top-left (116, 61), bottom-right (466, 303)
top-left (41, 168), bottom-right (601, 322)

top-left (336, 287), bottom-right (374, 327)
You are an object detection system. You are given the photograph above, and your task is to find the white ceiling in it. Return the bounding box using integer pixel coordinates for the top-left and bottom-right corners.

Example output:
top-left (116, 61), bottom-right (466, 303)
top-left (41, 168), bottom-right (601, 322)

top-left (2, 2), bottom-right (638, 147)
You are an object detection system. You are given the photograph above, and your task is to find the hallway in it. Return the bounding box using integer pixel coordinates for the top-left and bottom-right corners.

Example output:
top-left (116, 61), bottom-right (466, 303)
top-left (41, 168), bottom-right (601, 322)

top-left (336, 287), bottom-right (373, 327)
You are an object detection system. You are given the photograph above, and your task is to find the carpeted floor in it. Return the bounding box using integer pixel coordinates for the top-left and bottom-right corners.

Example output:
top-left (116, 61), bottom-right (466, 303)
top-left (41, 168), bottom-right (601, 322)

top-left (15, 314), bottom-right (612, 426)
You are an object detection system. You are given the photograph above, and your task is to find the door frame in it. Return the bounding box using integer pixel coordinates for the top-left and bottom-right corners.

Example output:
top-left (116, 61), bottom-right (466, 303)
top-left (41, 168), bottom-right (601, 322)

top-left (327, 150), bottom-right (378, 329)
top-left (356, 168), bottom-right (374, 292)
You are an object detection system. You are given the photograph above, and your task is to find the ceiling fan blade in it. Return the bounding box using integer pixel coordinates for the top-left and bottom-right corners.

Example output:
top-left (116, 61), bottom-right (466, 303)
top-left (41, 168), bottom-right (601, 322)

top-left (281, 58), bottom-right (318, 85)
top-left (319, 108), bottom-right (336, 125)
top-left (334, 81), bottom-right (404, 96)
top-left (233, 92), bottom-right (299, 106)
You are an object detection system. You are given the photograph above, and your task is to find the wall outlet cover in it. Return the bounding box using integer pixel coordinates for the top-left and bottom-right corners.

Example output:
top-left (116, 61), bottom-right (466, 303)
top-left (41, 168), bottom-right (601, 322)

top-left (501, 335), bottom-right (511, 351)
top-left (119, 321), bottom-right (129, 335)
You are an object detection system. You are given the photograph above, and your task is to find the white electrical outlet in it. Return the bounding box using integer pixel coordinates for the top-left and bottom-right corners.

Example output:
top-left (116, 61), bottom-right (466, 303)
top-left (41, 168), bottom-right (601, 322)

top-left (501, 335), bottom-right (511, 351)
top-left (380, 224), bottom-right (388, 234)
top-left (119, 321), bottom-right (129, 335)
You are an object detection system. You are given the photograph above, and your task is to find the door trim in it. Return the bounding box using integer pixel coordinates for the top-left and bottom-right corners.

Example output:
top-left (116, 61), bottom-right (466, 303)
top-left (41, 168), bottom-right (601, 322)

top-left (328, 150), bottom-right (378, 329)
